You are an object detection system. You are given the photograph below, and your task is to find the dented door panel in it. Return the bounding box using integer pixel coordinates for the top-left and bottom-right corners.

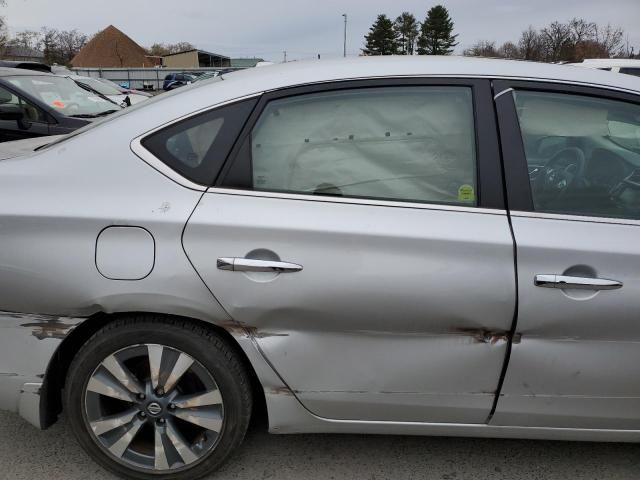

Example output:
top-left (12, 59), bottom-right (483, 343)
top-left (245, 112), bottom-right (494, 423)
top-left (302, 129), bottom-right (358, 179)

top-left (183, 192), bottom-right (516, 423)
top-left (262, 331), bottom-right (507, 422)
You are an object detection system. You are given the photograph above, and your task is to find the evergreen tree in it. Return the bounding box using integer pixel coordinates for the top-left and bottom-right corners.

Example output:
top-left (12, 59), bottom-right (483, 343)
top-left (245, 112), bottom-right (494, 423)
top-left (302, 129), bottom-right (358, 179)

top-left (394, 12), bottom-right (419, 55)
top-left (363, 14), bottom-right (399, 55)
top-left (417, 5), bottom-right (458, 55)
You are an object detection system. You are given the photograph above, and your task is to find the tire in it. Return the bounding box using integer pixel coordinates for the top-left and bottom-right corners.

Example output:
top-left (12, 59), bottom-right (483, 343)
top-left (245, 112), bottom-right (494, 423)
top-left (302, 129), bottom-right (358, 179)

top-left (64, 315), bottom-right (252, 480)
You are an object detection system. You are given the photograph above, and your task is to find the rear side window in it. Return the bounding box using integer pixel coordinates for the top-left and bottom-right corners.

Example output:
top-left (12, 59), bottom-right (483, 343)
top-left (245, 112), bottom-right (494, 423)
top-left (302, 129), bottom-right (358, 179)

top-left (222, 86), bottom-right (478, 206)
top-left (141, 98), bottom-right (257, 185)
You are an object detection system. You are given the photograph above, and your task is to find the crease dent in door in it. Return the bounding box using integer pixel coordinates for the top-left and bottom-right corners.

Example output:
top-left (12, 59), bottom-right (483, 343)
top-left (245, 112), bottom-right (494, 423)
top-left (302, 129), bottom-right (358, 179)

top-left (183, 192), bottom-right (516, 423)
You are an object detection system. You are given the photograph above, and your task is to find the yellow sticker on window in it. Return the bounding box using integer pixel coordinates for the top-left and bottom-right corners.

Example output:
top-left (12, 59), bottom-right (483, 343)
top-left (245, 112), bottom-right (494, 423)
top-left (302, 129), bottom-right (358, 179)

top-left (458, 184), bottom-right (475, 202)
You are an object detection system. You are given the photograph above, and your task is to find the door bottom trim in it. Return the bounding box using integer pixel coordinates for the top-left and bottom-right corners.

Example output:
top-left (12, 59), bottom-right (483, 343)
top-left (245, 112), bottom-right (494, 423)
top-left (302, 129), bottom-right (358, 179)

top-left (265, 389), bottom-right (640, 442)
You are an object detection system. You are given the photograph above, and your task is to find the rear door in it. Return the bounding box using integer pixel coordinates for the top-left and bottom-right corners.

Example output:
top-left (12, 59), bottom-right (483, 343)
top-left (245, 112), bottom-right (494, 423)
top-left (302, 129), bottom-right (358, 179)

top-left (181, 78), bottom-right (517, 423)
top-left (493, 80), bottom-right (640, 429)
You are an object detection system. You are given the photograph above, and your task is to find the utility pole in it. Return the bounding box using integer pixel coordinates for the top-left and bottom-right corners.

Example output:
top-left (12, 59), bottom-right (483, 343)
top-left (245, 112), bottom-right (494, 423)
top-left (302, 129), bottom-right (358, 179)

top-left (283, 50), bottom-right (287, 63)
top-left (342, 14), bottom-right (347, 57)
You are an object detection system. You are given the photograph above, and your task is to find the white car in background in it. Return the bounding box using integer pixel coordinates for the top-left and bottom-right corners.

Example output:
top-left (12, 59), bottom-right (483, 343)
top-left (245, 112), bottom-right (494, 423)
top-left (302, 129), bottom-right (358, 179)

top-left (68, 74), bottom-right (151, 106)
top-left (568, 59), bottom-right (640, 77)
top-left (95, 77), bottom-right (154, 101)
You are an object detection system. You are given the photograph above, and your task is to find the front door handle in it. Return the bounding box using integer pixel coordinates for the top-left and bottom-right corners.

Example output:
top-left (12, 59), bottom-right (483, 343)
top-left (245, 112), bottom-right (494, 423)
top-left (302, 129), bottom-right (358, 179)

top-left (534, 274), bottom-right (622, 291)
top-left (217, 257), bottom-right (303, 273)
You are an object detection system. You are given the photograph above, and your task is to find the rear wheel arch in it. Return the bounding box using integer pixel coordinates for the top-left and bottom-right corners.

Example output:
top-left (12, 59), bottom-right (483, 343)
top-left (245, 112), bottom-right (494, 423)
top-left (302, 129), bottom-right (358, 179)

top-left (41, 311), bottom-right (266, 430)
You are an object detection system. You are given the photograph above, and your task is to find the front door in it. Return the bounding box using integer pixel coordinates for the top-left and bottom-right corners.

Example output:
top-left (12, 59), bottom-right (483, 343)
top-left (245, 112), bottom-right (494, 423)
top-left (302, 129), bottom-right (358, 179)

top-left (184, 79), bottom-right (516, 423)
top-left (493, 81), bottom-right (640, 429)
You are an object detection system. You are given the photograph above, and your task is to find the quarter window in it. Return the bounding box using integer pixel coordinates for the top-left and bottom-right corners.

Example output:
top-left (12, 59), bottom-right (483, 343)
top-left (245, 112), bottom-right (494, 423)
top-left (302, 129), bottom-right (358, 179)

top-left (224, 87), bottom-right (478, 206)
top-left (141, 98), bottom-right (257, 185)
top-left (514, 90), bottom-right (640, 219)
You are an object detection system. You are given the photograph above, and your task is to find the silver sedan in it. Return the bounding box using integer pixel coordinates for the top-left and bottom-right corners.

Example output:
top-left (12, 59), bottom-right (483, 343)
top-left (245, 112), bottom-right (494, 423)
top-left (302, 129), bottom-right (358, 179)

top-left (1, 57), bottom-right (640, 479)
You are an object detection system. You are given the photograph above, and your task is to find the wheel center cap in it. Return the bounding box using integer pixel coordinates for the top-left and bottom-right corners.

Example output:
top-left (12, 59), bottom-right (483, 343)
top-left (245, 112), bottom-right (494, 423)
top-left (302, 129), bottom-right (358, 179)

top-left (146, 402), bottom-right (163, 416)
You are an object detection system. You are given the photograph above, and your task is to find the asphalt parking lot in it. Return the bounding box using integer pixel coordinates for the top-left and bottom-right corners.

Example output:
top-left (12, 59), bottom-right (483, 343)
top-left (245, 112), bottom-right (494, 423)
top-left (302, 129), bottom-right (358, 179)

top-left (1, 411), bottom-right (639, 480)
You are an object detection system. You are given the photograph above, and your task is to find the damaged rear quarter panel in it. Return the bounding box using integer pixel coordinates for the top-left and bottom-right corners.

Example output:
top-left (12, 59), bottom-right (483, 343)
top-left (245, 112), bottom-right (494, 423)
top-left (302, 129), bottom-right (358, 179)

top-left (0, 311), bottom-right (84, 415)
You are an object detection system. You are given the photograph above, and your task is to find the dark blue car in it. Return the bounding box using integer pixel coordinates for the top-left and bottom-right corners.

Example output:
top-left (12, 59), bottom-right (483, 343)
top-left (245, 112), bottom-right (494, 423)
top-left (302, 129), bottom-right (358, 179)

top-left (162, 73), bottom-right (197, 91)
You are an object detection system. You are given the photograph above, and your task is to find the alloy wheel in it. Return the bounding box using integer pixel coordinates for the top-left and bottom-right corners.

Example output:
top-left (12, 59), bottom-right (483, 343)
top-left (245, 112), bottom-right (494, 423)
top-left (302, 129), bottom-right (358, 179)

top-left (83, 344), bottom-right (224, 472)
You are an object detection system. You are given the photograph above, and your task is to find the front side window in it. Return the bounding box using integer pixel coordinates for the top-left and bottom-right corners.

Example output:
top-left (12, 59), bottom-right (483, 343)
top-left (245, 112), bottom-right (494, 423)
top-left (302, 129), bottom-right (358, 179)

top-left (0, 84), bottom-right (47, 123)
top-left (228, 86), bottom-right (477, 206)
top-left (514, 90), bottom-right (640, 219)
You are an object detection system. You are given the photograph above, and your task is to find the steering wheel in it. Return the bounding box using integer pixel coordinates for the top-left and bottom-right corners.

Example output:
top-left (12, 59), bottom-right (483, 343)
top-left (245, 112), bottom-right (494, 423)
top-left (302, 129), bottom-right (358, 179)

top-left (540, 147), bottom-right (586, 200)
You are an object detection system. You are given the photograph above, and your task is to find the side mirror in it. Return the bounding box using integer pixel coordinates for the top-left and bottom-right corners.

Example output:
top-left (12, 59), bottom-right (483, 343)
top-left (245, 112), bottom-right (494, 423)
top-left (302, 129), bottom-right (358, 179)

top-left (0, 104), bottom-right (24, 121)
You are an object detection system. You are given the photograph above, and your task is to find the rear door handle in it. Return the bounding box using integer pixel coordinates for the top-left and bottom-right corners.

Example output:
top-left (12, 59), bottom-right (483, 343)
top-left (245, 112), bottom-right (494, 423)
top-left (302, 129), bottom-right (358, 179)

top-left (534, 274), bottom-right (622, 291)
top-left (217, 257), bottom-right (303, 273)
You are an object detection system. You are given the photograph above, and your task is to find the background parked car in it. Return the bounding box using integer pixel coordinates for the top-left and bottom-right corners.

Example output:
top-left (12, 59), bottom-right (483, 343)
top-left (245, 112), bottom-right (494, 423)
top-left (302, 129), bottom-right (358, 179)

top-left (569, 59), bottom-right (640, 77)
top-left (0, 60), bottom-right (52, 73)
top-left (163, 72), bottom-right (197, 90)
top-left (95, 77), bottom-right (153, 100)
top-left (68, 74), bottom-right (150, 106)
top-left (0, 67), bottom-right (122, 142)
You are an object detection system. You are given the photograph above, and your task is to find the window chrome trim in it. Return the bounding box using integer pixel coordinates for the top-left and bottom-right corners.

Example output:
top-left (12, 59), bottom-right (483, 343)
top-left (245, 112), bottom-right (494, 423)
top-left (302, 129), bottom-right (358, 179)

top-left (207, 187), bottom-right (506, 215)
top-left (266, 75), bottom-right (640, 98)
top-left (511, 210), bottom-right (640, 226)
top-left (493, 88), bottom-right (514, 100)
top-left (130, 93), bottom-right (263, 191)
top-left (130, 75), bottom-right (639, 192)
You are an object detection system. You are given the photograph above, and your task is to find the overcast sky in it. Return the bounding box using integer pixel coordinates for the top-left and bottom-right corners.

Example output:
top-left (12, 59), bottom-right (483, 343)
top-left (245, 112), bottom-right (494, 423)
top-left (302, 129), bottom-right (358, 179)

top-left (4, 0), bottom-right (639, 61)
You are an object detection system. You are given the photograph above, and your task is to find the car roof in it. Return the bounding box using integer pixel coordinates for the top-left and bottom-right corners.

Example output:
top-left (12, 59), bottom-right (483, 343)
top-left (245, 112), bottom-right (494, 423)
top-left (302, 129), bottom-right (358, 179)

top-left (217, 56), bottom-right (640, 95)
top-left (66, 56), bottom-right (640, 148)
top-left (0, 66), bottom-right (53, 77)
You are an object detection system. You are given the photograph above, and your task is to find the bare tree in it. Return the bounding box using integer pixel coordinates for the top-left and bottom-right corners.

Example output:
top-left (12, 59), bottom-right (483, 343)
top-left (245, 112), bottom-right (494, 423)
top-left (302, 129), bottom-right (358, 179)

top-left (569, 18), bottom-right (596, 45)
top-left (499, 41), bottom-right (521, 59)
top-left (56, 29), bottom-right (87, 64)
top-left (38, 27), bottom-right (87, 65)
top-left (463, 40), bottom-right (498, 57)
top-left (540, 21), bottom-right (573, 62)
top-left (0, 16), bottom-right (8, 52)
top-left (9, 29), bottom-right (41, 50)
top-left (518, 26), bottom-right (542, 61)
top-left (148, 42), bottom-right (196, 56)
top-left (594, 23), bottom-right (624, 57)
top-left (467, 18), bottom-right (626, 64)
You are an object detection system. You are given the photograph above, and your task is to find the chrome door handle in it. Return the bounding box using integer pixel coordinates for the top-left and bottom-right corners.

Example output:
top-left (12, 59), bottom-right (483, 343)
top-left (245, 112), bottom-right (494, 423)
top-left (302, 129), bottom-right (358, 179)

top-left (534, 274), bottom-right (622, 290)
top-left (217, 257), bottom-right (303, 273)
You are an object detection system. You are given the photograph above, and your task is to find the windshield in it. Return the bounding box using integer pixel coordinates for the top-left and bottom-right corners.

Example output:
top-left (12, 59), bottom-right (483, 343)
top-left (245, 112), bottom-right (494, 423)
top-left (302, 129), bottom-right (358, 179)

top-left (195, 72), bottom-right (219, 82)
top-left (7, 75), bottom-right (122, 117)
top-left (97, 78), bottom-right (126, 92)
top-left (76, 77), bottom-right (122, 96)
